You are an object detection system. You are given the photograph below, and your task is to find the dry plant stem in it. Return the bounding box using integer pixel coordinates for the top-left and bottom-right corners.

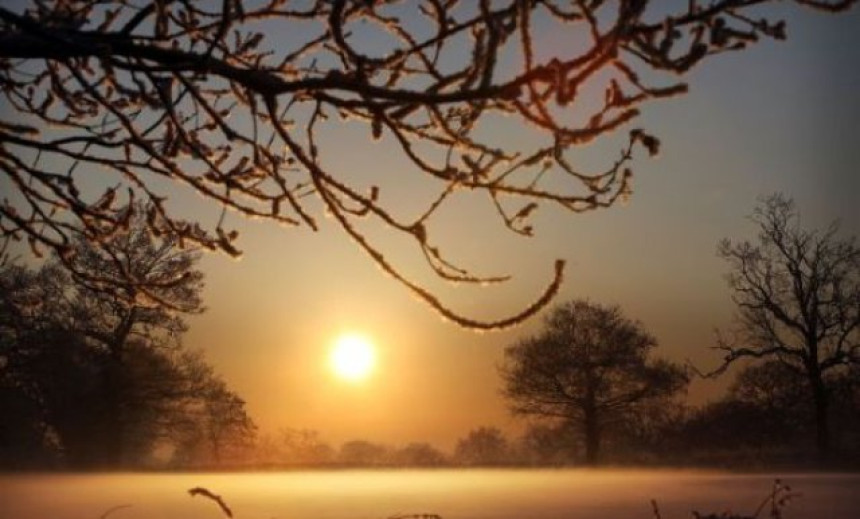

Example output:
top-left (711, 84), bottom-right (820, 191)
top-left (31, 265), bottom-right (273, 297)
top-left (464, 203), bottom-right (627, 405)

top-left (650, 499), bottom-right (662, 519)
top-left (0, 1), bottom-right (856, 328)
top-left (189, 486), bottom-right (233, 518)
top-left (113, 479), bottom-right (798, 519)
top-left (650, 479), bottom-right (801, 519)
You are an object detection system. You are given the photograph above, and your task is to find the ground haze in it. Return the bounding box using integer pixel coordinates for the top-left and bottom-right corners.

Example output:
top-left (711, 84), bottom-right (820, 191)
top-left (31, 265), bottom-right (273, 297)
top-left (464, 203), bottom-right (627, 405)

top-left (2, 470), bottom-right (858, 519)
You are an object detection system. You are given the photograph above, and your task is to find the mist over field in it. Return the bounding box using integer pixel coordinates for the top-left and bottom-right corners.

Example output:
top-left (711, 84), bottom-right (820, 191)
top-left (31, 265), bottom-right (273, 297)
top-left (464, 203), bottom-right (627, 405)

top-left (3, 470), bottom-right (859, 519)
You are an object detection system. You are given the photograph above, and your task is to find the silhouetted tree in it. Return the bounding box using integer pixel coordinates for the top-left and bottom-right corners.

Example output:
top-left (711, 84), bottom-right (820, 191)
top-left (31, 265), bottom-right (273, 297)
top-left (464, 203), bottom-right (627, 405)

top-left (0, 208), bottom-right (255, 468)
top-left (603, 396), bottom-right (687, 463)
top-left (501, 300), bottom-right (688, 465)
top-left (0, 1), bottom-right (855, 328)
top-left (1, 204), bottom-right (205, 465)
top-left (454, 426), bottom-right (509, 466)
top-left (0, 275), bottom-right (256, 469)
top-left (55, 204), bottom-right (204, 466)
top-left (0, 263), bottom-right (101, 466)
top-left (830, 364), bottom-right (860, 455)
top-left (0, 282), bottom-right (109, 467)
top-left (169, 351), bottom-right (257, 467)
top-left (392, 442), bottom-right (447, 467)
top-left (0, 273), bottom-right (253, 468)
top-left (338, 439), bottom-right (391, 466)
top-left (274, 427), bottom-right (334, 466)
top-left (670, 399), bottom-right (784, 466)
top-left (664, 362), bottom-right (810, 467)
top-left (732, 361), bottom-right (809, 437)
top-left (89, 341), bottom-right (254, 468)
top-left (713, 194), bottom-right (860, 460)
top-left (517, 422), bottom-right (578, 466)
top-left (664, 361), bottom-right (860, 467)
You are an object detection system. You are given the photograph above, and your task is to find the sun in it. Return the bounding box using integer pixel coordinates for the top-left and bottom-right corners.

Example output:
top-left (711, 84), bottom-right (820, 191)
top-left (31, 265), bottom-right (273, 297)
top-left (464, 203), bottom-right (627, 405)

top-left (330, 333), bottom-right (376, 381)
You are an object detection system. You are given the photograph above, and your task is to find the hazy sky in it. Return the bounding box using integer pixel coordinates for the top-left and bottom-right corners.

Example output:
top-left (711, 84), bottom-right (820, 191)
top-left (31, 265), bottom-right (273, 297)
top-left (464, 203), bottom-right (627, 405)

top-left (177, 5), bottom-right (860, 449)
top-left (4, 3), bottom-right (860, 450)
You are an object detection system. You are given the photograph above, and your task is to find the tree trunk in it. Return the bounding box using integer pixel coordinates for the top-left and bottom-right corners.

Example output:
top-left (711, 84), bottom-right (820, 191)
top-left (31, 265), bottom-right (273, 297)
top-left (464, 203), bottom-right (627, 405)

top-left (583, 399), bottom-right (600, 466)
top-left (102, 349), bottom-right (125, 468)
top-left (101, 308), bottom-right (136, 468)
top-left (210, 431), bottom-right (222, 466)
top-left (584, 419), bottom-right (600, 466)
top-left (810, 373), bottom-right (831, 462)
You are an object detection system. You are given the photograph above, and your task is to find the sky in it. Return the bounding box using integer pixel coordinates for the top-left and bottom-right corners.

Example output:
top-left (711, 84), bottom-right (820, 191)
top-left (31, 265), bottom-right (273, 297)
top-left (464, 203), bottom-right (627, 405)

top-left (3, 2), bottom-right (860, 451)
top-left (178, 4), bottom-right (860, 449)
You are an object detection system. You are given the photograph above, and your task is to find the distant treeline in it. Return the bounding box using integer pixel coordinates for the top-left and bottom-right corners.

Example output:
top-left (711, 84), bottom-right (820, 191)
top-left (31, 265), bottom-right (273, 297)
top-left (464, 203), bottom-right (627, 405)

top-left (73, 387), bottom-right (860, 471)
top-left (3, 200), bottom-right (859, 471)
top-left (168, 383), bottom-right (860, 471)
top-left (3, 255), bottom-right (859, 471)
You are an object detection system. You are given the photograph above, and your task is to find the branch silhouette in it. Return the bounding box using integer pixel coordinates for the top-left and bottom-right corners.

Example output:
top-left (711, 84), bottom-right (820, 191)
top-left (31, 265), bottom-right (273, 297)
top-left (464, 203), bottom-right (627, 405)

top-left (0, 1), bottom-right (855, 328)
top-left (189, 487), bottom-right (233, 518)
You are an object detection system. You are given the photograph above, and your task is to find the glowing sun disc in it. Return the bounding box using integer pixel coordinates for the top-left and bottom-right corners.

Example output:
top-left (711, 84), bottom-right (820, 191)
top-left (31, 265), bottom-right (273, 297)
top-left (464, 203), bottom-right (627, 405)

top-left (330, 333), bottom-right (375, 381)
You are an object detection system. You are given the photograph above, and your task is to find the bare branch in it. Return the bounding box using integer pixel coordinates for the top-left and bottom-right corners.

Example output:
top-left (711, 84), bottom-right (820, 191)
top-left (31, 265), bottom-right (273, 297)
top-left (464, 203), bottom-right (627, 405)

top-left (0, 1), bottom-right (856, 328)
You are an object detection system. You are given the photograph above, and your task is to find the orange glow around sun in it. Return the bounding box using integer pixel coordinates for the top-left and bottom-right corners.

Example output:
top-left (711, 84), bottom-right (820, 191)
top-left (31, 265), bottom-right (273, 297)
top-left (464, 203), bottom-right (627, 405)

top-left (330, 333), bottom-right (376, 381)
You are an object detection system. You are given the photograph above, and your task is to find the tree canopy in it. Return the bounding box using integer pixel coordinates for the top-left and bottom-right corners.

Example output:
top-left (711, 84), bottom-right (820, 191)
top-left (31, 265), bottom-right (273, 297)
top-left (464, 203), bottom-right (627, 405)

top-left (454, 425), bottom-right (509, 466)
top-left (0, 206), bottom-right (254, 469)
top-left (501, 299), bottom-right (687, 465)
top-left (0, 0), bottom-right (856, 328)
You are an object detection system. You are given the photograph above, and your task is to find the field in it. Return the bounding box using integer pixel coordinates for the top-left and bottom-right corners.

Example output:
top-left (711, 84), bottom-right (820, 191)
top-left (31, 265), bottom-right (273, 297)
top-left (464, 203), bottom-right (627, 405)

top-left (2, 469), bottom-right (859, 519)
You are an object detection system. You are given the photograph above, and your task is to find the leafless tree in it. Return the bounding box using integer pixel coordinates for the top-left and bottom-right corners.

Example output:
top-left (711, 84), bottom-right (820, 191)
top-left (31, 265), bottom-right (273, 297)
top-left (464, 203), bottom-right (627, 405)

top-left (0, 1), bottom-right (855, 328)
top-left (501, 299), bottom-right (688, 465)
top-left (453, 425), bottom-right (509, 466)
top-left (0, 259), bottom-right (251, 469)
top-left (712, 194), bottom-right (860, 459)
top-left (172, 350), bottom-right (257, 466)
top-left (27, 202), bottom-right (204, 466)
top-left (274, 427), bottom-right (335, 466)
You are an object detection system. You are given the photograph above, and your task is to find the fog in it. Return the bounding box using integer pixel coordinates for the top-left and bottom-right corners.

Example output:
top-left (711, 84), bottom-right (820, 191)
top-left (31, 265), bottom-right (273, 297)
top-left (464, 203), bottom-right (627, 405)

top-left (2, 470), bottom-right (858, 519)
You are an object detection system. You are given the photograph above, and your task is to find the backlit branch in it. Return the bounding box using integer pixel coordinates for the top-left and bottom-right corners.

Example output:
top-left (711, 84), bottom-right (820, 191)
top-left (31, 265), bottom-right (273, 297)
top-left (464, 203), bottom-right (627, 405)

top-left (0, 0), bottom-right (855, 329)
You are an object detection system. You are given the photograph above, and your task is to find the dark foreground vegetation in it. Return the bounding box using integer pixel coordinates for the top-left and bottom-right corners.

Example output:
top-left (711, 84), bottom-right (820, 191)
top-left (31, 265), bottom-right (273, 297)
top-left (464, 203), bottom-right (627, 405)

top-left (0, 206), bottom-right (256, 470)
